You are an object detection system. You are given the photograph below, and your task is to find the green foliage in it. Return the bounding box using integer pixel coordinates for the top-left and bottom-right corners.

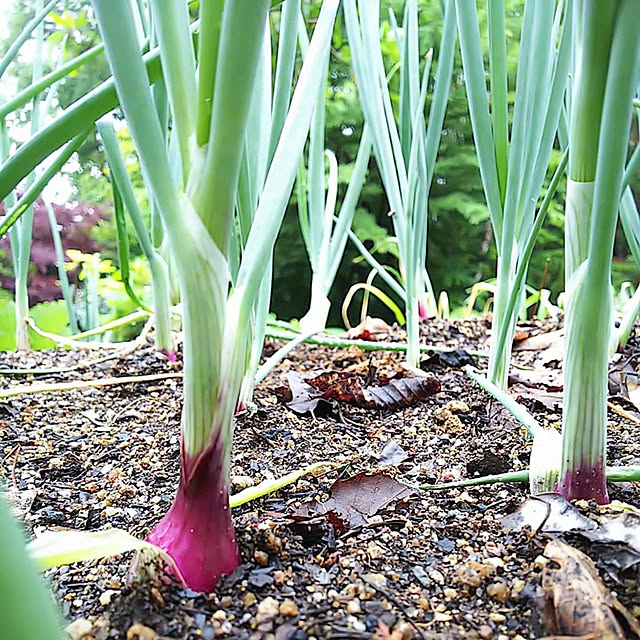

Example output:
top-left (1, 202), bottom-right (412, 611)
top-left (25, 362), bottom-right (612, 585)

top-left (0, 493), bottom-right (65, 639)
top-left (2, 0), bottom-right (636, 331)
top-left (0, 297), bottom-right (70, 349)
top-left (98, 255), bottom-right (151, 340)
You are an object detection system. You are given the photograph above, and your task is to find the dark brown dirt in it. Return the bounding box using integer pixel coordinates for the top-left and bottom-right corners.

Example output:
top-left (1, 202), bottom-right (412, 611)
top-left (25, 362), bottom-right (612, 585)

top-left (1, 317), bottom-right (639, 640)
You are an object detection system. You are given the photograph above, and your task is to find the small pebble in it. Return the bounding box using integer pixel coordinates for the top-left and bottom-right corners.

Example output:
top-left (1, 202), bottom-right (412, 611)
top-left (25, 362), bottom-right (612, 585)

top-left (150, 587), bottom-right (165, 608)
top-left (254, 550), bottom-right (269, 566)
top-left (257, 597), bottom-right (280, 623)
top-left (232, 475), bottom-right (254, 490)
top-left (478, 625), bottom-right (493, 639)
top-left (490, 612), bottom-right (506, 623)
top-left (279, 600), bottom-right (299, 617)
top-left (64, 618), bottom-right (93, 640)
top-left (352, 620), bottom-right (366, 633)
top-left (243, 592), bottom-right (257, 607)
top-left (212, 610), bottom-right (226, 621)
top-left (346, 599), bottom-right (361, 614)
top-left (99, 590), bottom-right (117, 606)
top-left (363, 573), bottom-right (387, 588)
top-left (428, 569), bottom-right (445, 585)
top-left (126, 623), bottom-right (157, 640)
top-left (486, 581), bottom-right (510, 603)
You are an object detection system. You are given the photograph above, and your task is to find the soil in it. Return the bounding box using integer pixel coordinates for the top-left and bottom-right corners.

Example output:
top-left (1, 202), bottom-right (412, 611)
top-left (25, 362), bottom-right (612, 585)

top-left (1, 316), bottom-right (639, 640)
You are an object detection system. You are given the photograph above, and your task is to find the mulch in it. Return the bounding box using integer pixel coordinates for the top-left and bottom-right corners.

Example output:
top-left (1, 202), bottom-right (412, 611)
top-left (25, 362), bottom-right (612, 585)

top-left (1, 316), bottom-right (639, 640)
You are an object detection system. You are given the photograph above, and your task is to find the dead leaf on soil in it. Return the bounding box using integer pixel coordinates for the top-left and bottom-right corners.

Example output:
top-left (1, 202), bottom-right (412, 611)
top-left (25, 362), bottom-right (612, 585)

top-left (294, 472), bottom-right (416, 531)
top-left (502, 495), bottom-right (640, 581)
top-left (513, 329), bottom-right (564, 355)
top-left (608, 353), bottom-right (639, 398)
top-left (420, 348), bottom-right (475, 369)
top-left (501, 494), bottom-right (597, 535)
top-left (538, 538), bottom-right (640, 639)
top-left (278, 370), bottom-right (440, 414)
top-left (376, 439), bottom-right (408, 467)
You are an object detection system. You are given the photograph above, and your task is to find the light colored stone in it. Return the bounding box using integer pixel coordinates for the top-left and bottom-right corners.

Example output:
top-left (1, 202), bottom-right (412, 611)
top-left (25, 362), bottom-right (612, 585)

top-left (478, 625), bottom-right (493, 639)
top-left (257, 597), bottom-right (280, 623)
top-left (363, 572), bottom-right (387, 588)
top-left (367, 541), bottom-right (384, 559)
top-left (126, 623), bottom-right (157, 640)
top-left (231, 475), bottom-right (254, 490)
top-left (64, 618), bottom-right (93, 640)
top-left (99, 590), bottom-right (117, 606)
top-left (243, 592), bottom-right (257, 607)
top-left (279, 600), bottom-right (299, 617)
top-left (486, 581), bottom-right (510, 603)
top-left (346, 599), bottom-right (361, 614)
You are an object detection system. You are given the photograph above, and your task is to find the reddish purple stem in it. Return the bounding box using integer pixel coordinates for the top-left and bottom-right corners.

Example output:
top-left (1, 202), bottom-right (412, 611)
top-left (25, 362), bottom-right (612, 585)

top-left (146, 437), bottom-right (240, 591)
top-left (557, 460), bottom-right (609, 504)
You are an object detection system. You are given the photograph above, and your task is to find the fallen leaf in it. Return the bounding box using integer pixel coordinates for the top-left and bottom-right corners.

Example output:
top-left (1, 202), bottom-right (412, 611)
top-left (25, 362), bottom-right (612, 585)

top-left (501, 494), bottom-right (597, 535)
top-left (513, 329), bottom-right (564, 355)
top-left (538, 538), bottom-right (640, 639)
top-left (376, 439), bottom-right (408, 467)
top-left (503, 494), bottom-right (640, 581)
top-left (294, 472), bottom-right (416, 530)
top-left (420, 348), bottom-right (475, 369)
top-left (279, 370), bottom-right (440, 414)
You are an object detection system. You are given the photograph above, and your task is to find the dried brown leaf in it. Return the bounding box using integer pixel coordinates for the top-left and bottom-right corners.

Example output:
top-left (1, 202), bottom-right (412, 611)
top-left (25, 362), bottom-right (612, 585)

top-left (539, 538), bottom-right (640, 639)
top-left (294, 472), bottom-right (416, 530)
top-left (280, 370), bottom-right (440, 414)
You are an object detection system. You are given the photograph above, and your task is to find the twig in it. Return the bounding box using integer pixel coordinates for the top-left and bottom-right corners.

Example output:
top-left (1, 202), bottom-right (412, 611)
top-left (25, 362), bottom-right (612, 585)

top-left (360, 575), bottom-right (429, 640)
top-left (607, 400), bottom-right (640, 426)
top-left (1, 444), bottom-right (21, 488)
top-left (0, 315), bottom-right (156, 376)
top-left (0, 372), bottom-right (183, 399)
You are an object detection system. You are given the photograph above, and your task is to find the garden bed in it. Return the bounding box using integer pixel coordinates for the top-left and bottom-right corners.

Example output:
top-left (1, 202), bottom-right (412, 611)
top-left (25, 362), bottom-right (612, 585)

top-left (1, 317), bottom-right (639, 640)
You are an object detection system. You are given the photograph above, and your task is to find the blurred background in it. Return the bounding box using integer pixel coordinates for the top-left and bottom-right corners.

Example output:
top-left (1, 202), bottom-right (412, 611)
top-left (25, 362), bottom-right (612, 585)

top-left (0, 0), bottom-right (638, 348)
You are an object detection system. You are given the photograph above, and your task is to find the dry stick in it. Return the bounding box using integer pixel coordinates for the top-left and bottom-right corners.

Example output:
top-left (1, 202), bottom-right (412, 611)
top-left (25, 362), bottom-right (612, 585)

top-left (359, 574), bottom-right (429, 640)
top-left (26, 317), bottom-right (137, 350)
top-left (0, 371), bottom-right (183, 399)
top-left (0, 316), bottom-right (156, 376)
top-left (607, 401), bottom-right (640, 426)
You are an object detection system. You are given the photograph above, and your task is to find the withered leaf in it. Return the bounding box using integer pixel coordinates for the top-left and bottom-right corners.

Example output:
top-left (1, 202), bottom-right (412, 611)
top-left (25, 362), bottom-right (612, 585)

top-left (503, 494), bottom-right (640, 581)
top-left (539, 538), bottom-right (640, 639)
top-left (377, 439), bottom-right (408, 467)
top-left (294, 472), bottom-right (416, 530)
top-left (280, 370), bottom-right (440, 414)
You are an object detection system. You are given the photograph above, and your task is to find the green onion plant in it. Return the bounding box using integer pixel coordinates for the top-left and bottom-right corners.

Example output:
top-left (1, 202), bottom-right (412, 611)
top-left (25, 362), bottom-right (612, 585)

top-left (343, 0), bottom-right (456, 367)
top-left (455, 0), bottom-right (572, 388)
top-left (0, 491), bottom-right (65, 640)
top-left (3, 0), bottom-right (46, 349)
top-left (87, 0), bottom-right (339, 590)
top-left (97, 119), bottom-right (174, 358)
top-left (296, 15), bottom-right (373, 332)
top-left (560, 0), bottom-right (640, 503)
